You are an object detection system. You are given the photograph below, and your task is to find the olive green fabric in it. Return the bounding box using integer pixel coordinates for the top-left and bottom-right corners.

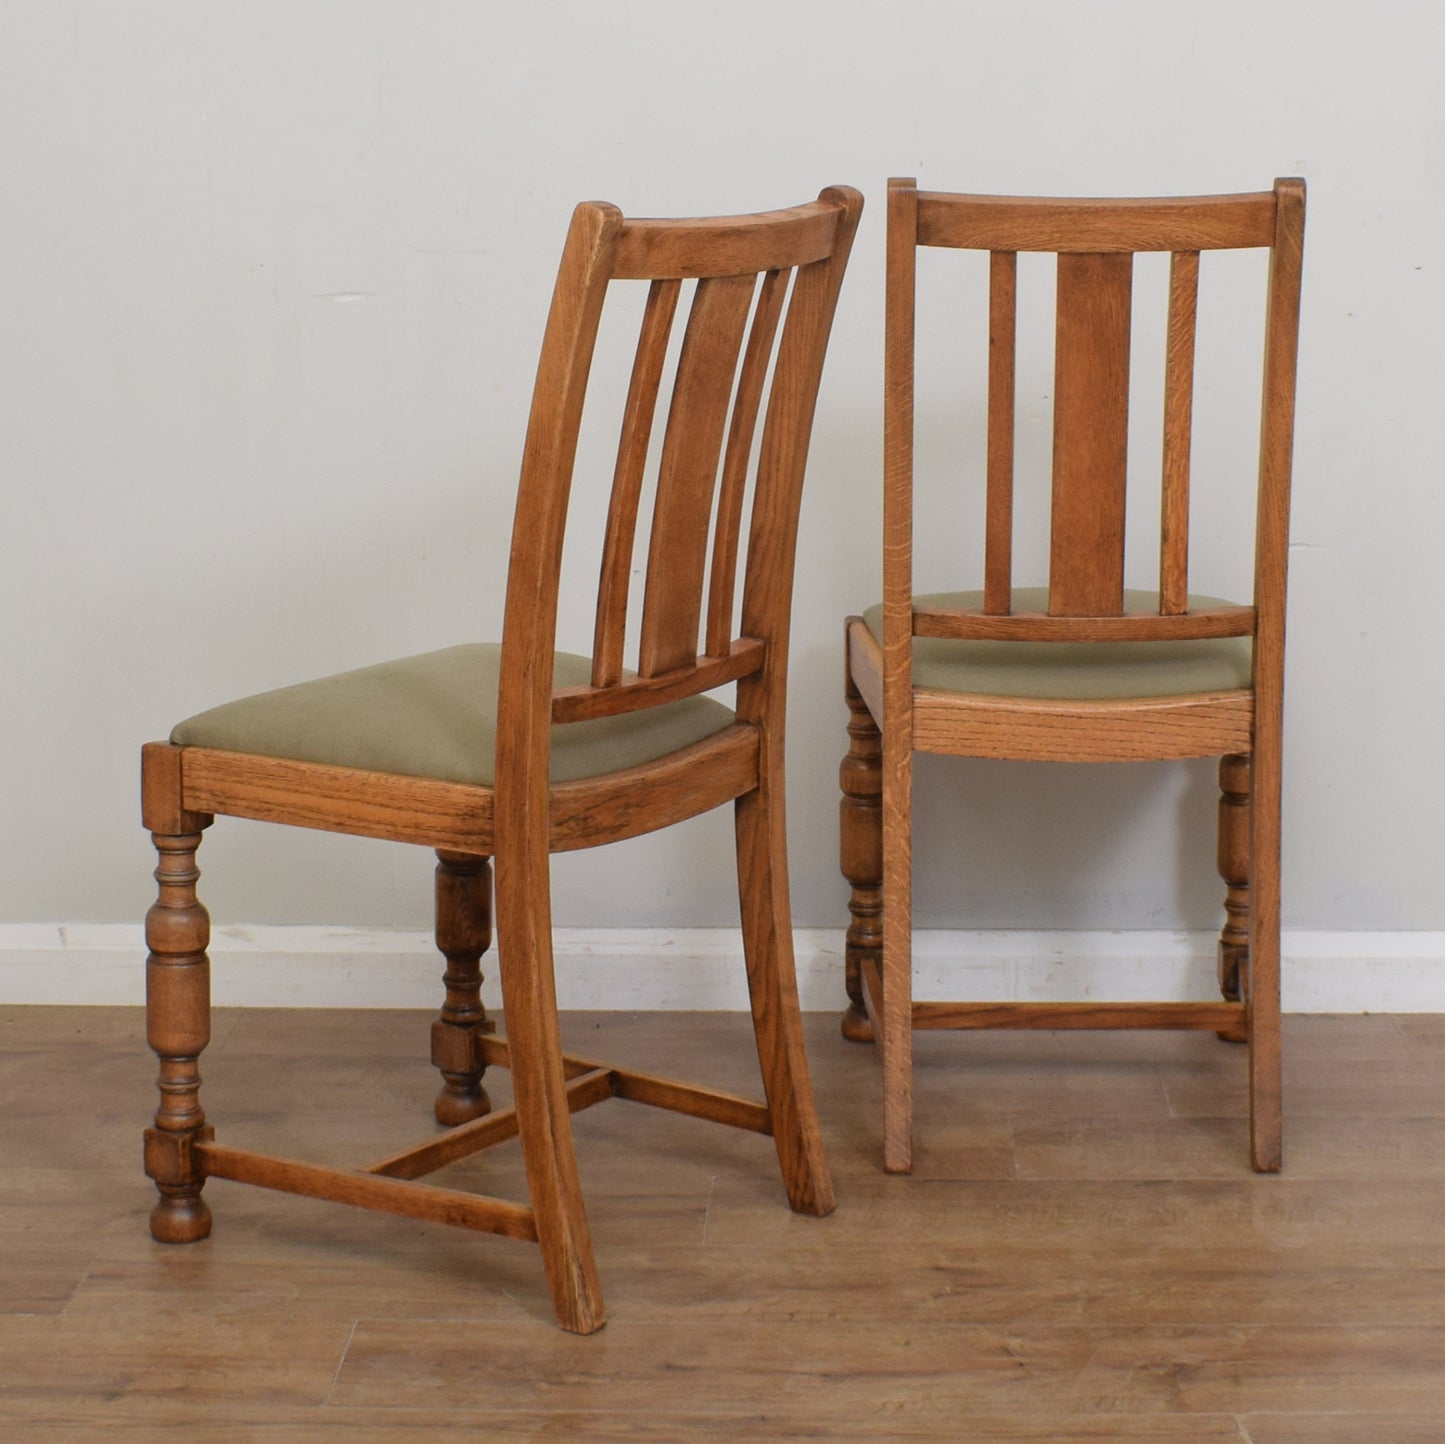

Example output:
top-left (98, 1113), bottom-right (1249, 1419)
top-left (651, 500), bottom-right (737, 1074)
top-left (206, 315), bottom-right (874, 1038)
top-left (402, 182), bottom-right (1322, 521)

top-left (864, 589), bottom-right (1253, 700)
top-left (170, 644), bottom-right (736, 786)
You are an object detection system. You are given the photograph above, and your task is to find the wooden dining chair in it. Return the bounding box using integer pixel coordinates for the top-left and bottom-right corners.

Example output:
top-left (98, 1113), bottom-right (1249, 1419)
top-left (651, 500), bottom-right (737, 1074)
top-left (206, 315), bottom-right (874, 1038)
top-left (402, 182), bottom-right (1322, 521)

top-left (839, 177), bottom-right (1304, 1175)
top-left (142, 184), bottom-right (862, 1333)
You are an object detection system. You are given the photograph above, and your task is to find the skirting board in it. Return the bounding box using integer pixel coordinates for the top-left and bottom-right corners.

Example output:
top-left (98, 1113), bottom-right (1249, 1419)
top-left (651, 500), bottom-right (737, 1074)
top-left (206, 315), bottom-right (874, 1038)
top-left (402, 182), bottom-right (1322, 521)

top-left (1, 925), bottom-right (1443, 1012)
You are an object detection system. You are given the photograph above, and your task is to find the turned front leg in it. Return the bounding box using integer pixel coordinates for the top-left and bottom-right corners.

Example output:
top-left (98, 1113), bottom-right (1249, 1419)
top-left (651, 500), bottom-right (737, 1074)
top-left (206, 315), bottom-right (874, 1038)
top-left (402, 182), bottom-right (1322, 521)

top-left (1215, 753), bottom-right (1251, 1042)
top-left (431, 851), bottom-right (495, 1126)
top-left (144, 829), bottom-right (215, 1243)
top-left (840, 672), bottom-right (882, 1043)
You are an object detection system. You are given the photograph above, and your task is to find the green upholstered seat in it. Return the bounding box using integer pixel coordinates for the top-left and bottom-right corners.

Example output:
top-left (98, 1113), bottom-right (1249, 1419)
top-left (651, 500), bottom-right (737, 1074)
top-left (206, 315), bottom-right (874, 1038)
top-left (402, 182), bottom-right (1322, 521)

top-left (170, 644), bottom-right (736, 787)
top-left (864, 589), bottom-right (1253, 700)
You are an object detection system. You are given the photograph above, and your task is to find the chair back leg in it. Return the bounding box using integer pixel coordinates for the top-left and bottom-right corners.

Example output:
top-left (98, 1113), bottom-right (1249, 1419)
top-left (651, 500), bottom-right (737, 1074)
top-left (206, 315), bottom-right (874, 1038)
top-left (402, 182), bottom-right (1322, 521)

top-left (735, 772), bottom-right (834, 1217)
top-left (493, 848), bottom-right (606, 1333)
top-left (880, 746), bottom-right (915, 1174)
top-left (1248, 738), bottom-right (1284, 1173)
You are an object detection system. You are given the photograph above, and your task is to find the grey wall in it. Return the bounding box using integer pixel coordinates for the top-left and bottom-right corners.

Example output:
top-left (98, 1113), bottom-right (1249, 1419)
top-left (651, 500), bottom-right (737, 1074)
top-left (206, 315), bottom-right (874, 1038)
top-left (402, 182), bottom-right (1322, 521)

top-left (4, 1), bottom-right (1440, 933)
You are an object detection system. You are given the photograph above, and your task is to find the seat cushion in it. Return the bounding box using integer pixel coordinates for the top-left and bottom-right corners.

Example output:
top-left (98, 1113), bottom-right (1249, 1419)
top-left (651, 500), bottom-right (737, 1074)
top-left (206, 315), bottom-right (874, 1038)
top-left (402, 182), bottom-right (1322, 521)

top-left (863, 589), bottom-right (1253, 700)
top-left (170, 644), bottom-right (736, 787)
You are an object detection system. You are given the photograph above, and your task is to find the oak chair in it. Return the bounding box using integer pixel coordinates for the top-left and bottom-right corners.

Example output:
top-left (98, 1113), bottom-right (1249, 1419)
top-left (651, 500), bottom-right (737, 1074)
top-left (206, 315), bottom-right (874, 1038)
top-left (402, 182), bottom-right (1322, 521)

top-left (142, 184), bottom-right (862, 1334)
top-left (840, 177), bottom-right (1304, 1174)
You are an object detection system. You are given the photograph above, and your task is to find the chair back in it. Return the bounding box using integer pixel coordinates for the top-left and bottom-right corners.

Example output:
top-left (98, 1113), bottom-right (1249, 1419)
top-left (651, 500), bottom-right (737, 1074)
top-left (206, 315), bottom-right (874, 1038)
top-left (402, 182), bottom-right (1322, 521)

top-left (497, 187), bottom-right (862, 803)
top-left (884, 177), bottom-right (1304, 653)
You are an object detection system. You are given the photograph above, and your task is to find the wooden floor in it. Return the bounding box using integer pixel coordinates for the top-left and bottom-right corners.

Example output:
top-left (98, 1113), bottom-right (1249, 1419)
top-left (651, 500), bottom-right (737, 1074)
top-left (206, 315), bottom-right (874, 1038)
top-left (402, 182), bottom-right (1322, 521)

top-left (4, 1006), bottom-right (1445, 1440)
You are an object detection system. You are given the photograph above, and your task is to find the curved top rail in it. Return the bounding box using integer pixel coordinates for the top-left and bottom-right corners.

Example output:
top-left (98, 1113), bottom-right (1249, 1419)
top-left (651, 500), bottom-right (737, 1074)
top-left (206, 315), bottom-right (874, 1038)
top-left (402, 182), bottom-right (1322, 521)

top-left (613, 196), bottom-right (846, 279)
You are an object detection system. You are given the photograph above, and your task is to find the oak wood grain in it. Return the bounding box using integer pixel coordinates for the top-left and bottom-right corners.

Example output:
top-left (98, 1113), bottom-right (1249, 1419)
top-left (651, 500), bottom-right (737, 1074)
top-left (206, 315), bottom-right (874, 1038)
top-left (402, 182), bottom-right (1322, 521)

top-left (910, 689), bottom-right (1253, 762)
top-left (912, 1001), bottom-right (1245, 1031)
top-left (846, 178), bottom-right (1304, 1178)
top-left (180, 747), bottom-right (495, 852)
top-left (880, 177), bottom-right (920, 1173)
top-left (839, 641), bottom-right (882, 1045)
top-left (1049, 250), bottom-right (1132, 616)
top-left (1160, 248), bottom-right (1201, 612)
top-left (637, 271), bottom-right (756, 676)
top-left (912, 603), bottom-right (1254, 642)
top-left (430, 850), bottom-right (494, 1126)
top-left (917, 189), bottom-right (1277, 251)
top-left (592, 277), bottom-right (681, 687)
top-left (984, 249), bottom-right (1017, 612)
top-left (551, 638), bottom-right (763, 723)
top-left (197, 1141), bottom-right (539, 1240)
top-left (142, 186), bottom-right (862, 1335)
top-left (612, 200), bottom-right (840, 279)
top-left (707, 267), bottom-right (788, 656)
top-left (1244, 177), bottom-right (1306, 1174)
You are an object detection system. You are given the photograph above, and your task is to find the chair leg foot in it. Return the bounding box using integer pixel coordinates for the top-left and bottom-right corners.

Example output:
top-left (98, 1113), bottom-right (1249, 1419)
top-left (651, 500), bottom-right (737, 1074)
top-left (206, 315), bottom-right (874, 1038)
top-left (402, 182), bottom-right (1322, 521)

top-left (880, 955), bottom-right (914, 1175)
top-left (1250, 1123), bottom-right (1282, 1174)
top-left (1250, 1018), bottom-right (1283, 1174)
top-left (148, 1183), bottom-right (213, 1244)
top-left (432, 1074), bottom-right (491, 1129)
top-left (841, 994), bottom-right (876, 1045)
top-left (432, 852), bottom-right (495, 1126)
top-left (882, 1127), bottom-right (913, 1176)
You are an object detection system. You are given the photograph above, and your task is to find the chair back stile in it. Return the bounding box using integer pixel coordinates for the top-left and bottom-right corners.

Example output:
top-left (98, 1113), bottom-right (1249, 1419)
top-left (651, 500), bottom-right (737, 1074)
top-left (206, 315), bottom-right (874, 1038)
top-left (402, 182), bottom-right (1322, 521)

top-left (1253, 180), bottom-right (1307, 698)
top-left (496, 200), bottom-right (622, 868)
top-left (487, 190), bottom-right (859, 1327)
top-left (735, 193), bottom-right (864, 727)
top-left (881, 177), bottom-right (920, 780)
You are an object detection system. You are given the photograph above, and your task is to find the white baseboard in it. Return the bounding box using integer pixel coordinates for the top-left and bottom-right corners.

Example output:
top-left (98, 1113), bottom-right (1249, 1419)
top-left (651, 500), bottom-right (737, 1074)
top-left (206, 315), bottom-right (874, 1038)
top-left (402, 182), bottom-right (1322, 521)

top-left (1, 924), bottom-right (1443, 1012)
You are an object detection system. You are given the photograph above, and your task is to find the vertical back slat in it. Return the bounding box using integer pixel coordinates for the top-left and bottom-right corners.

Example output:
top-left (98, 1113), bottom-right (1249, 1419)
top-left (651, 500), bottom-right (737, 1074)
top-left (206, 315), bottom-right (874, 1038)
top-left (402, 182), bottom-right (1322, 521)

top-left (984, 250), bottom-right (1017, 613)
top-left (1160, 250), bottom-right (1200, 614)
top-left (591, 278), bottom-right (682, 686)
top-left (1049, 251), bottom-right (1133, 615)
top-left (638, 272), bottom-right (757, 676)
top-left (705, 267), bottom-right (788, 657)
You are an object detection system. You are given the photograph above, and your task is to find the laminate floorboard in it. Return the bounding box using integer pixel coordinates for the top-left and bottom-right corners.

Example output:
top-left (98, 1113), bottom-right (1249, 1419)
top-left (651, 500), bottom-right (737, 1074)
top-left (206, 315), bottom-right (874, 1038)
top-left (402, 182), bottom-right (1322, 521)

top-left (1, 1006), bottom-right (1442, 1440)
